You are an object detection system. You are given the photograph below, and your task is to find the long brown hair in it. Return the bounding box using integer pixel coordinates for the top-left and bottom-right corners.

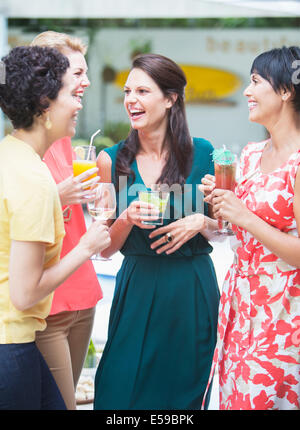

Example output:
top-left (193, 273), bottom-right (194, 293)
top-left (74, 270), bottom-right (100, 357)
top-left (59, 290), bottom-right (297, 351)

top-left (115, 54), bottom-right (193, 189)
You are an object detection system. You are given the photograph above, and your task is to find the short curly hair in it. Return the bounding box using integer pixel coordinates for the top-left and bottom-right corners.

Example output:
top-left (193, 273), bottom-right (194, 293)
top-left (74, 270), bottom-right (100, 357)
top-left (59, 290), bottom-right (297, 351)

top-left (0, 45), bottom-right (69, 129)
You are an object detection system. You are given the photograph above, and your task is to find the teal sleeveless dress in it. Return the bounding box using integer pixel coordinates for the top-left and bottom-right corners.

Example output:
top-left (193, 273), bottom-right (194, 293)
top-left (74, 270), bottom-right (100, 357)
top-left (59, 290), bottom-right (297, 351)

top-left (94, 138), bottom-right (220, 410)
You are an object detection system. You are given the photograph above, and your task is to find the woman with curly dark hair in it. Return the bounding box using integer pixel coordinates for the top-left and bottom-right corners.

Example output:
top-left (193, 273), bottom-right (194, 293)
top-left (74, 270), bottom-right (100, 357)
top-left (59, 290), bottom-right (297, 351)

top-left (0, 46), bottom-right (111, 410)
top-left (94, 54), bottom-right (220, 409)
top-left (31, 31), bottom-right (102, 411)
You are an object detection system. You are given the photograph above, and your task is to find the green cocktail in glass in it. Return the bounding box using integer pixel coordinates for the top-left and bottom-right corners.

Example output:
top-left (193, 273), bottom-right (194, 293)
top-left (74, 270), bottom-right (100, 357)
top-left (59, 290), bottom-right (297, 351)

top-left (138, 190), bottom-right (169, 225)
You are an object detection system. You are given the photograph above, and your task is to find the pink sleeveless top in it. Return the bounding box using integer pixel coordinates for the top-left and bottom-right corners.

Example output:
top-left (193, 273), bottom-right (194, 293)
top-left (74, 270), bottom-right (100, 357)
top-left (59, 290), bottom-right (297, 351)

top-left (43, 137), bottom-right (102, 314)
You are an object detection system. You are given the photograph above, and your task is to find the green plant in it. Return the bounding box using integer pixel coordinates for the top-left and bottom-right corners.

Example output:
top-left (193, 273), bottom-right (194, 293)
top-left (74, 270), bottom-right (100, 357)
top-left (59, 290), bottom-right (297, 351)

top-left (93, 136), bottom-right (114, 156)
top-left (103, 121), bottom-right (130, 143)
top-left (129, 38), bottom-right (152, 58)
top-left (84, 339), bottom-right (97, 368)
top-left (71, 136), bottom-right (114, 156)
top-left (71, 138), bottom-right (89, 147)
top-left (102, 65), bottom-right (117, 83)
top-left (71, 121), bottom-right (130, 156)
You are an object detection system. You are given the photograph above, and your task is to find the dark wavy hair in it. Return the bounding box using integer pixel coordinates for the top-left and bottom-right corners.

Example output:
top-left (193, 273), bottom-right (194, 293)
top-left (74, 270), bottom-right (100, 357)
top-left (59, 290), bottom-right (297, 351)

top-left (115, 53), bottom-right (193, 189)
top-left (251, 46), bottom-right (300, 112)
top-left (0, 45), bottom-right (69, 129)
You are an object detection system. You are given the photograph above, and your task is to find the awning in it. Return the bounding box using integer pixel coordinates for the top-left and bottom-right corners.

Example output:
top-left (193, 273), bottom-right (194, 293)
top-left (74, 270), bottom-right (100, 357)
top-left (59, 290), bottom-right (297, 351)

top-left (2, 0), bottom-right (300, 18)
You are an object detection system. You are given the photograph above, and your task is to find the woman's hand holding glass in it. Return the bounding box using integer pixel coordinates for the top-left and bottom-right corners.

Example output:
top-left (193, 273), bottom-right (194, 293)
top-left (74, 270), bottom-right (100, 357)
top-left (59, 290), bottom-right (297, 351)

top-left (78, 220), bottom-right (111, 259)
top-left (200, 174), bottom-right (250, 229)
top-left (87, 183), bottom-right (116, 260)
top-left (210, 188), bottom-right (251, 230)
top-left (126, 200), bottom-right (160, 229)
top-left (58, 167), bottom-right (100, 206)
top-left (198, 174), bottom-right (216, 204)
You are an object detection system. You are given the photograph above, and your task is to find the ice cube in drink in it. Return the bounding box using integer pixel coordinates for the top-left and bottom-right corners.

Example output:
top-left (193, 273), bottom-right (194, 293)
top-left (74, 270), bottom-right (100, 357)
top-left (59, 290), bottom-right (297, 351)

top-left (139, 191), bottom-right (169, 225)
top-left (214, 162), bottom-right (236, 191)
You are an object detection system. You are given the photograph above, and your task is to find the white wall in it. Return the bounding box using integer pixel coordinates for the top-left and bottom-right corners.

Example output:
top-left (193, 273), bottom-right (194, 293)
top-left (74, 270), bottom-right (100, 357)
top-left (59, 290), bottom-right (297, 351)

top-left (6, 26), bottom-right (300, 154)
top-left (86, 27), bottom-right (300, 154)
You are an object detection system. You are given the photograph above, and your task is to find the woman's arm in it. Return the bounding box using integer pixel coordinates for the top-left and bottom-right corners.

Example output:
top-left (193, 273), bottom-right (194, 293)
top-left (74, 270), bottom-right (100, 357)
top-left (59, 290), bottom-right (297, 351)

top-left (9, 220), bottom-right (111, 311)
top-left (211, 168), bottom-right (300, 268)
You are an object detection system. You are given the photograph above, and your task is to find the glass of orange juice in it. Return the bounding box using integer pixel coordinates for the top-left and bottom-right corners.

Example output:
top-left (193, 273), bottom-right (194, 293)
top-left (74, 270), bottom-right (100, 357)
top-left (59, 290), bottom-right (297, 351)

top-left (73, 145), bottom-right (97, 184)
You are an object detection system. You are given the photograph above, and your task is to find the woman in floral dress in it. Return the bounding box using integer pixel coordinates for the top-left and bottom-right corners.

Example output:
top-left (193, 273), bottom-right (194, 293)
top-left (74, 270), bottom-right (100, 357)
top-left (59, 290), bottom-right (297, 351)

top-left (202, 46), bottom-right (300, 409)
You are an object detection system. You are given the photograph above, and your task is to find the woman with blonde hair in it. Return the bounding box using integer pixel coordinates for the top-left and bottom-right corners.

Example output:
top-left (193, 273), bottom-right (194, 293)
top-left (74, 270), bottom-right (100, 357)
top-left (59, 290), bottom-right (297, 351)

top-left (31, 31), bottom-right (102, 410)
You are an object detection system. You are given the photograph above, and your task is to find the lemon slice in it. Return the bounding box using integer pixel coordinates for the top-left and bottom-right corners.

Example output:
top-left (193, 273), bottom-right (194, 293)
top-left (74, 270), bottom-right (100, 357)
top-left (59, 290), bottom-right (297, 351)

top-left (74, 146), bottom-right (86, 160)
top-left (159, 198), bottom-right (168, 213)
top-left (139, 192), bottom-right (168, 213)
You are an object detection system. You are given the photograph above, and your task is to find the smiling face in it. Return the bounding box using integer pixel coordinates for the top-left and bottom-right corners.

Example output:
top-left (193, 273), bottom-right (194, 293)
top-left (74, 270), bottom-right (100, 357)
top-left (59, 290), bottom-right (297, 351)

top-left (62, 49), bottom-right (90, 106)
top-left (46, 66), bottom-right (83, 139)
top-left (243, 73), bottom-right (286, 126)
top-left (123, 68), bottom-right (173, 134)
top-left (44, 49), bottom-right (89, 140)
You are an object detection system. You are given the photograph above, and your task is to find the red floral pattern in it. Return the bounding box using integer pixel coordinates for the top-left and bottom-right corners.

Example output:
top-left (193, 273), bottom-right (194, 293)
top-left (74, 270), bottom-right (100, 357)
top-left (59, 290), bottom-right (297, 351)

top-left (206, 141), bottom-right (300, 410)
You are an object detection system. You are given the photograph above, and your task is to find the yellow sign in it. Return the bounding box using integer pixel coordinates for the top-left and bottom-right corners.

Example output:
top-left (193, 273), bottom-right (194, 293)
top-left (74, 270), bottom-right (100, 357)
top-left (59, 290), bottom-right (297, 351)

top-left (114, 64), bottom-right (241, 103)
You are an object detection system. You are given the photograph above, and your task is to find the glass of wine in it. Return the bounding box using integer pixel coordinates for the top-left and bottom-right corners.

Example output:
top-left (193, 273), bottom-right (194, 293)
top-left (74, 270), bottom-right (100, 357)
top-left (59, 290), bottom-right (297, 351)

top-left (87, 183), bottom-right (116, 261)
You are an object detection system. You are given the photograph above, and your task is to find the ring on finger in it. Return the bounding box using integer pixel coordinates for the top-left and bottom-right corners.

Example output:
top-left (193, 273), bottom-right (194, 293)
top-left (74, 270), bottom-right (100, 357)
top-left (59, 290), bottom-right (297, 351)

top-left (165, 232), bottom-right (174, 243)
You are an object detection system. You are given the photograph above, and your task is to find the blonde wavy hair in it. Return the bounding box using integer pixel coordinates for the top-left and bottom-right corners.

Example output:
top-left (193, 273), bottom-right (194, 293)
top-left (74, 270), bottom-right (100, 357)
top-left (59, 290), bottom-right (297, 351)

top-left (30, 30), bottom-right (87, 55)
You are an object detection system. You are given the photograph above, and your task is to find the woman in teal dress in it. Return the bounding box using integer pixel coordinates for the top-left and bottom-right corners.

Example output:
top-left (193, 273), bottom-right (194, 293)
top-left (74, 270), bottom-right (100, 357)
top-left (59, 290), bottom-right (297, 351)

top-left (94, 54), bottom-right (220, 410)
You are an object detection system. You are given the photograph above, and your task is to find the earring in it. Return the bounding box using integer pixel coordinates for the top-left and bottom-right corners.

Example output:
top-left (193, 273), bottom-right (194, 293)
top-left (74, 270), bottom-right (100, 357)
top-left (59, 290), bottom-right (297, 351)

top-left (45, 113), bottom-right (52, 130)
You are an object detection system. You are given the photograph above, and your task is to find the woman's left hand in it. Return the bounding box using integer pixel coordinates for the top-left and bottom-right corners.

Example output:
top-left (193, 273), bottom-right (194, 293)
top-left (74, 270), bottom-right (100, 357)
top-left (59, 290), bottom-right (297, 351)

top-left (149, 214), bottom-right (206, 255)
top-left (211, 188), bottom-right (250, 228)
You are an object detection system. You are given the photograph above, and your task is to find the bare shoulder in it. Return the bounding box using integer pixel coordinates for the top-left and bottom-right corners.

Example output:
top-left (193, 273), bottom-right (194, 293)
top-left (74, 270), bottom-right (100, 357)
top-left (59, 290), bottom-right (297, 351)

top-left (96, 150), bottom-right (112, 183)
